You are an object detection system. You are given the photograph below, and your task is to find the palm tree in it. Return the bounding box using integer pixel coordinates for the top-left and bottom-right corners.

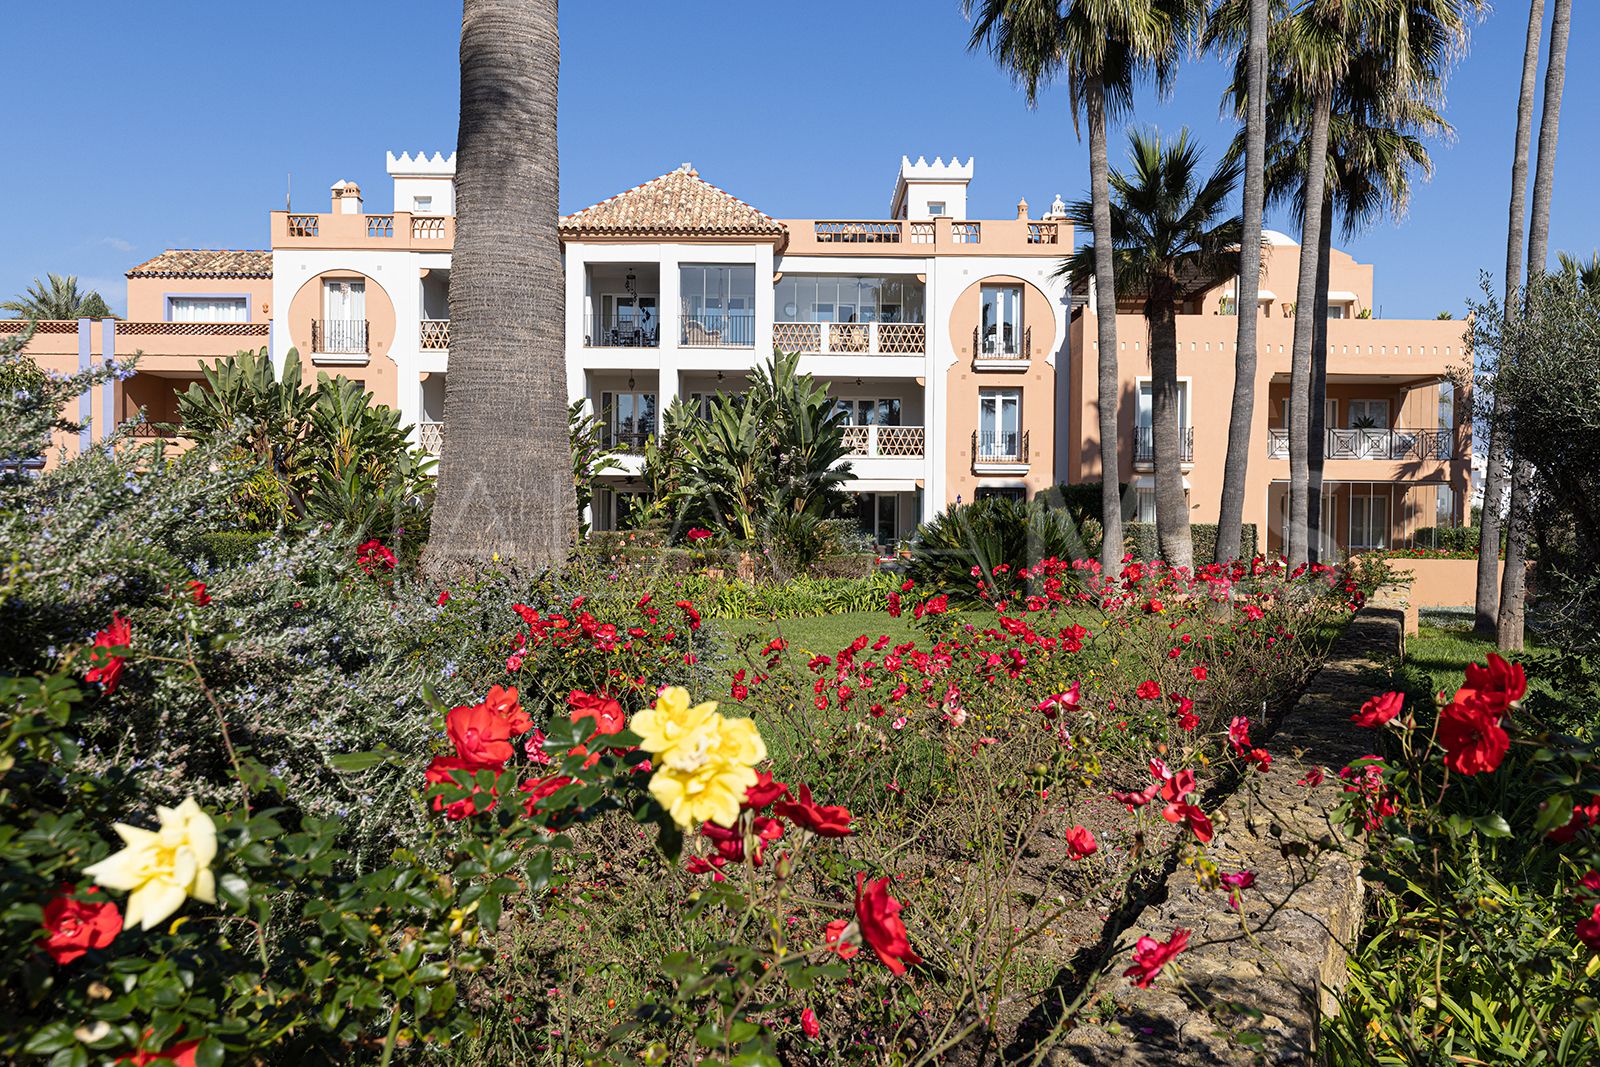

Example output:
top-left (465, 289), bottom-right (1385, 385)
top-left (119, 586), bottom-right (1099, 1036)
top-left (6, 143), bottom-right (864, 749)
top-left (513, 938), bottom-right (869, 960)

top-left (967, 0), bottom-right (1201, 578)
top-left (1476, 0), bottom-right (1545, 635)
top-left (1209, 0), bottom-right (1270, 566)
top-left (424, 0), bottom-right (575, 571)
top-left (1, 274), bottom-right (113, 320)
top-left (1556, 251), bottom-right (1600, 290)
top-left (1499, 0), bottom-right (1573, 651)
top-left (1063, 129), bottom-right (1243, 572)
top-left (1271, 0), bottom-right (1476, 567)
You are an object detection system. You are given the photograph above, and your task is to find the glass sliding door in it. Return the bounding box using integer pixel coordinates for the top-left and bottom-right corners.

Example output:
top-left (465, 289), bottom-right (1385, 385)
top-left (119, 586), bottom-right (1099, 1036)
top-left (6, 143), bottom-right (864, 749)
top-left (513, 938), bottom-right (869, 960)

top-left (978, 389), bottom-right (1021, 459)
top-left (979, 285), bottom-right (1022, 355)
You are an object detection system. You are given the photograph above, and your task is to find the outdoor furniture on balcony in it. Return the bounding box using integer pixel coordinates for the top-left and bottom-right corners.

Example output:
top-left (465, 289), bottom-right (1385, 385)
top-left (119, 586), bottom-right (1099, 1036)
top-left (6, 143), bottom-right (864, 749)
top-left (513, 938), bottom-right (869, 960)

top-left (312, 318), bottom-right (368, 356)
top-left (773, 321), bottom-right (926, 355)
top-left (974, 324), bottom-right (1030, 360)
top-left (418, 421), bottom-right (444, 454)
top-left (586, 315), bottom-right (659, 348)
top-left (681, 311), bottom-right (754, 348)
top-left (419, 319), bottom-right (450, 350)
top-left (840, 425), bottom-right (926, 458)
top-left (1134, 426), bottom-right (1194, 464)
top-left (1266, 427), bottom-right (1455, 461)
top-left (973, 428), bottom-right (1029, 464)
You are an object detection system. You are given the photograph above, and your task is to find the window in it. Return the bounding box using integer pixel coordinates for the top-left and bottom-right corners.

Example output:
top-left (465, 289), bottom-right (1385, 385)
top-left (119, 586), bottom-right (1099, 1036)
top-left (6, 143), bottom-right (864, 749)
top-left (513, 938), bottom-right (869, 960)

top-left (1328, 305), bottom-right (1346, 319)
top-left (832, 398), bottom-right (902, 426)
top-left (599, 389), bottom-right (657, 451)
top-left (853, 493), bottom-right (899, 545)
top-left (1135, 487), bottom-right (1157, 523)
top-left (927, 201), bottom-right (947, 217)
top-left (979, 285), bottom-right (1023, 355)
top-left (598, 293), bottom-right (658, 345)
top-left (1436, 483), bottom-right (1456, 528)
top-left (1348, 399), bottom-right (1389, 429)
top-left (168, 296), bottom-right (247, 323)
top-left (977, 389), bottom-right (1021, 459)
top-left (1136, 380), bottom-right (1190, 463)
top-left (776, 276), bottom-right (924, 324)
top-left (975, 486), bottom-right (1026, 503)
top-left (680, 265), bottom-right (755, 346)
top-left (1438, 382), bottom-right (1455, 430)
top-left (1350, 488), bottom-right (1390, 550)
top-left (413, 195), bottom-right (434, 214)
top-left (319, 280), bottom-right (366, 353)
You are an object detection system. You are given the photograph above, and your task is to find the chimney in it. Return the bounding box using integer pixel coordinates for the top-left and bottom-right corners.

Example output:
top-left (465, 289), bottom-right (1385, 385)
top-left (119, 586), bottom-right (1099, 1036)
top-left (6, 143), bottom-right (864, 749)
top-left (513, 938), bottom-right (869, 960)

top-left (331, 180), bottom-right (363, 214)
top-left (1044, 194), bottom-right (1068, 220)
top-left (1016, 197), bottom-right (1030, 220)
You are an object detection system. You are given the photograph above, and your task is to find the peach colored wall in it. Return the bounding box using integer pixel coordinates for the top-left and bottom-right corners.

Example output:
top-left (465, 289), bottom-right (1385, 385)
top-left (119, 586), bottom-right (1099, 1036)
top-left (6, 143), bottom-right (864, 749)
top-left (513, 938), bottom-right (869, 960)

top-left (1069, 310), bottom-right (1471, 539)
top-left (285, 271), bottom-right (399, 408)
top-left (777, 216), bottom-right (1071, 258)
top-left (1192, 243), bottom-right (1374, 317)
top-left (126, 276), bottom-right (273, 322)
top-left (1392, 557), bottom-right (1505, 610)
top-left (944, 275), bottom-right (1058, 502)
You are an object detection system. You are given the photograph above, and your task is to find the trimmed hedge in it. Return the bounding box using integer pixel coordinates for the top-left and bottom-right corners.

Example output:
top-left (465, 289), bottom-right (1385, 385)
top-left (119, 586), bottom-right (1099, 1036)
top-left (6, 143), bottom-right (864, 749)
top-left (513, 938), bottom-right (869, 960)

top-left (1124, 522), bottom-right (1257, 564)
top-left (1412, 525), bottom-right (1481, 552)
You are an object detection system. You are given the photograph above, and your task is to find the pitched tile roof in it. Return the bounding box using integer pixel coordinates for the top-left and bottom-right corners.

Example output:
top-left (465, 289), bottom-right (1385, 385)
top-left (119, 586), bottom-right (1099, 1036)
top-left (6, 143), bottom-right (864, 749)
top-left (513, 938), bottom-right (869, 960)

top-left (126, 250), bottom-right (272, 279)
top-left (560, 164), bottom-right (785, 240)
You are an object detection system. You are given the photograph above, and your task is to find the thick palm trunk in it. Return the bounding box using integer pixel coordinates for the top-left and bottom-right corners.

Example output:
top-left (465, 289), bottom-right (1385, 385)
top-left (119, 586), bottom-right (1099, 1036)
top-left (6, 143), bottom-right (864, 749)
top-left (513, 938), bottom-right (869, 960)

top-left (1308, 194), bottom-right (1333, 561)
top-left (1087, 78), bottom-right (1124, 575)
top-left (1477, 0), bottom-right (1546, 633)
top-left (1149, 296), bottom-right (1192, 571)
top-left (1286, 85), bottom-right (1333, 569)
top-left (1216, 0), bottom-right (1270, 566)
top-left (427, 0), bottom-right (575, 571)
top-left (1499, 0), bottom-right (1571, 649)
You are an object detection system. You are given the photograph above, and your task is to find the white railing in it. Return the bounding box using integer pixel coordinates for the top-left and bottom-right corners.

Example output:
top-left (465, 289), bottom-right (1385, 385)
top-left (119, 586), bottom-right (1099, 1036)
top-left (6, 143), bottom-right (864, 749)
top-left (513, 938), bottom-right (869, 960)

top-left (841, 424), bottom-right (925, 458)
top-left (773, 321), bottom-right (926, 355)
top-left (418, 421), bottom-right (443, 454)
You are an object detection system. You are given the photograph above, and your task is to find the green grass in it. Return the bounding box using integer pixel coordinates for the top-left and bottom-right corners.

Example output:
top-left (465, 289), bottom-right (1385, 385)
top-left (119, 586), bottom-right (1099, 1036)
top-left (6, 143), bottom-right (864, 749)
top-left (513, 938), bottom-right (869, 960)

top-left (712, 610), bottom-right (924, 663)
top-left (1400, 623), bottom-right (1545, 698)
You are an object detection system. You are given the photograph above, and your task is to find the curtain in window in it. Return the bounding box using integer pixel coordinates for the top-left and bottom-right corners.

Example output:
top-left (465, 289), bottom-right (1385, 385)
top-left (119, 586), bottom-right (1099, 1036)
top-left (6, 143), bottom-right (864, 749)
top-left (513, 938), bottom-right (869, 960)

top-left (169, 297), bottom-right (247, 323)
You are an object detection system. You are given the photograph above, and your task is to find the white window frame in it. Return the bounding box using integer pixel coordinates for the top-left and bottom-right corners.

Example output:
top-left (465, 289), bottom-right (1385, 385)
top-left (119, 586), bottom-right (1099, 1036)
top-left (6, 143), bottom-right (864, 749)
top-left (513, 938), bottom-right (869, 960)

top-left (979, 285), bottom-right (1024, 356)
top-left (977, 389), bottom-right (1021, 459)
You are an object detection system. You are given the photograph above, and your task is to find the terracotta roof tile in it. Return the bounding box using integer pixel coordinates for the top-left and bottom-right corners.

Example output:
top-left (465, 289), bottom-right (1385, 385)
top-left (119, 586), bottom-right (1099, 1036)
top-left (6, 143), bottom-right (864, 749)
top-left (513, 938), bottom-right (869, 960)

top-left (127, 250), bottom-right (272, 278)
top-left (560, 165), bottom-right (784, 239)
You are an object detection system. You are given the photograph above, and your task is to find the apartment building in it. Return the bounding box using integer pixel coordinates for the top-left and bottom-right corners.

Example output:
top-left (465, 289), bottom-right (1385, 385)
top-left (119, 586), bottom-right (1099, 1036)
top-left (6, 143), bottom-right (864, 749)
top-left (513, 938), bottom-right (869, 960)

top-left (12, 148), bottom-right (1470, 557)
top-left (1063, 229), bottom-right (1472, 555)
top-left (268, 152), bottom-right (1073, 542)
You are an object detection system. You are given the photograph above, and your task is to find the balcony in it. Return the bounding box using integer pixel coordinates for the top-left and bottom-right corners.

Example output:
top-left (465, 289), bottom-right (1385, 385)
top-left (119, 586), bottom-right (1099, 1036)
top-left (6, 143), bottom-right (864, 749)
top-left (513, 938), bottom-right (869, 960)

top-left (973, 428), bottom-right (1029, 466)
top-left (586, 314), bottom-right (659, 348)
top-left (273, 211), bottom-right (456, 249)
top-left (418, 421), bottom-right (444, 454)
top-left (419, 319), bottom-right (450, 350)
top-left (1266, 427), bottom-right (1456, 461)
top-left (1134, 426), bottom-right (1194, 465)
top-left (606, 430), bottom-right (653, 454)
top-left (681, 311), bottom-right (754, 348)
top-left (790, 218), bottom-right (1063, 255)
top-left (973, 324), bottom-right (1031, 366)
top-left (840, 424), bottom-right (926, 458)
top-left (312, 318), bottom-right (368, 357)
top-left (774, 321), bottom-right (926, 356)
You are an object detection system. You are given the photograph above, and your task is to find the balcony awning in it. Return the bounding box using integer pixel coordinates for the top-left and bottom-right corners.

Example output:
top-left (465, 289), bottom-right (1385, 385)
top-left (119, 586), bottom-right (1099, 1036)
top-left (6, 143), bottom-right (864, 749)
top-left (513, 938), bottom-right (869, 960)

top-left (1327, 290), bottom-right (1360, 303)
top-left (1132, 474), bottom-right (1192, 490)
top-left (849, 479), bottom-right (919, 493)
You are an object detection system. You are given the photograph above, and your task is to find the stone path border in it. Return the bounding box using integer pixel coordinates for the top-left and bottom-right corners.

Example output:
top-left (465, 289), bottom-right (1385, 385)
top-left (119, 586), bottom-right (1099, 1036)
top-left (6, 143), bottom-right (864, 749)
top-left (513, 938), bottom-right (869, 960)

top-left (1049, 588), bottom-right (1407, 1065)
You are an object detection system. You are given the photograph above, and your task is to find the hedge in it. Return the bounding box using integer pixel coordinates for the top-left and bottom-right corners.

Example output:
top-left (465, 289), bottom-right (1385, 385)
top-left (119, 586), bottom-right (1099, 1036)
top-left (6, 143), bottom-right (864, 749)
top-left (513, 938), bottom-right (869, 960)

top-left (193, 531), bottom-right (276, 567)
top-left (1123, 522), bottom-right (1258, 564)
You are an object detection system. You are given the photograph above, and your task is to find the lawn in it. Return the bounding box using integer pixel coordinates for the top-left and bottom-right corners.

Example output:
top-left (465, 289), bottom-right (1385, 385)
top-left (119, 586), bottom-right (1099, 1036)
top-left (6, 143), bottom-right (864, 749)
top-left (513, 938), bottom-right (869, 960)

top-left (712, 609), bottom-right (927, 664)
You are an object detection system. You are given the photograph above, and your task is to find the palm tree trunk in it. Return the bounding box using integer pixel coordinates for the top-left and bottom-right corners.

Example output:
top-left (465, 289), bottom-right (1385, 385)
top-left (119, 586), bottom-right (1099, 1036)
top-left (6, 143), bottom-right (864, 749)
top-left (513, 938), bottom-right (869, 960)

top-left (426, 0), bottom-right (575, 571)
top-left (1286, 83), bottom-right (1333, 569)
top-left (1149, 294), bottom-right (1192, 571)
top-left (1308, 193), bottom-right (1333, 562)
top-left (1087, 77), bottom-right (1124, 576)
top-left (1477, 0), bottom-right (1545, 634)
top-left (1216, 0), bottom-right (1270, 566)
top-left (1498, 0), bottom-right (1571, 649)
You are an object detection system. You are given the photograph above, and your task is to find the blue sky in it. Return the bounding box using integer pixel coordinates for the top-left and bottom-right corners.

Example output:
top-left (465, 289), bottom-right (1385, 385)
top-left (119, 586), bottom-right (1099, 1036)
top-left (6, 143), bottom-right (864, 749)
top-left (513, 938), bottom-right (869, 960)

top-left (3, 1), bottom-right (1592, 319)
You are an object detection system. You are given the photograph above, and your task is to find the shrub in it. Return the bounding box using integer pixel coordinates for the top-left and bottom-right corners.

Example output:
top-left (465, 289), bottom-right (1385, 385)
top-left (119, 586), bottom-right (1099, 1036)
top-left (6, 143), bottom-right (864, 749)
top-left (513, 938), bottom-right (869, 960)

top-left (1124, 521), bottom-right (1257, 564)
top-left (191, 530), bottom-right (275, 567)
top-left (906, 497), bottom-right (1097, 600)
top-left (1411, 524), bottom-right (1480, 553)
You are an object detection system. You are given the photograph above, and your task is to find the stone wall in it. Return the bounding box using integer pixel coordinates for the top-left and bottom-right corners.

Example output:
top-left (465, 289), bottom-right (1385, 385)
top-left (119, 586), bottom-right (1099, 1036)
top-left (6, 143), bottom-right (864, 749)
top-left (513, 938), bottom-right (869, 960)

top-left (1050, 590), bottom-right (1406, 1065)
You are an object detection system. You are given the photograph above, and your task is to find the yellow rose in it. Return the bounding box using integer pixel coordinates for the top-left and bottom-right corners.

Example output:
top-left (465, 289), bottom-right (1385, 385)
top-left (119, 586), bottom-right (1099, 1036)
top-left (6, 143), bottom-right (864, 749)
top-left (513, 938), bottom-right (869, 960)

top-left (630, 686), bottom-right (718, 757)
top-left (83, 797), bottom-right (218, 930)
top-left (635, 694), bottom-right (768, 829)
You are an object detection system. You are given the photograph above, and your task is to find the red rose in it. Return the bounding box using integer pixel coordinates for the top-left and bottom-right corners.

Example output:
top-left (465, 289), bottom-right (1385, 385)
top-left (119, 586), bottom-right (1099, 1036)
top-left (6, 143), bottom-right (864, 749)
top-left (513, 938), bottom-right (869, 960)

top-left (1162, 800), bottom-right (1214, 843)
top-left (1123, 927), bottom-right (1190, 988)
top-left (568, 690), bottom-right (626, 737)
top-left (1064, 825), bottom-right (1097, 860)
top-left (39, 887), bottom-right (121, 964)
top-left (800, 1007), bottom-right (821, 1039)
top-left (686, 527), bottom-right (712, 541)
top-left (887, 592), bottom-right (902, 618)
top-left (1228, 716), bottom-right (1252, 754)
top-left (84, 612), bottom-right (131, 693)
top-left (744, 771), bottom-right (788, 810)
top-left (445, 703), bottom-right (515, 768)
top-left (1352, 691), bottom-right (1404, 728)
top-left (356, 539), bottom-right (396, 573)
top-left (1579, 903), bottom-right (1600, 952)
top-left (774, 784), bottom-right (853, 837)
top-left (854, 872), bottom-right (921, 975)
top-left (484, 685), bottom-right (532, 734)
top-left (186, 581), bottom-right (211, 606)
top-left (823, 918), bottom-right (860, 959)
top-left (117, 1038), bottom-right (202, 1066)
top-left (1463, 653), bottom-right (1527, 715)
top-left (426, 756), bottom-right (498, 817)
top-left (1191, 665), bottom-right (1208, 681)
top-left (436, 589), bottom-right (451, 605)
top-left (1135, 680), bottom-right (1161, 701)
top-left (520, 774), bottom-right (574, 818)
top-left (1438, 692), bottom-right (1509, 776)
